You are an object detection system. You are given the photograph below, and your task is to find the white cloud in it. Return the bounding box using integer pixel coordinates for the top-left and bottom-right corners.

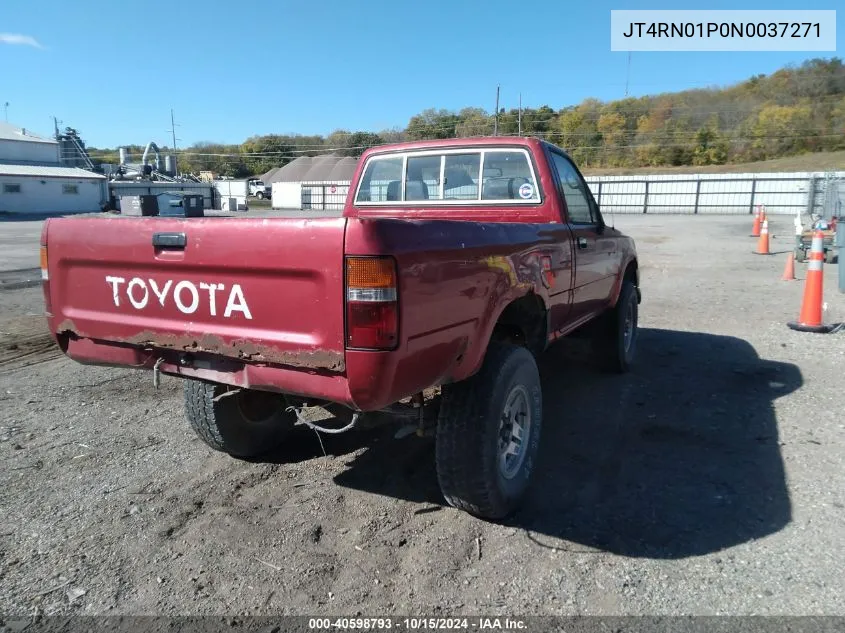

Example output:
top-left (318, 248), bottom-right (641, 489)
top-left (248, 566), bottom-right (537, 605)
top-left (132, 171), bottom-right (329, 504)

top-left (0, 33), bottom-right (43, 48)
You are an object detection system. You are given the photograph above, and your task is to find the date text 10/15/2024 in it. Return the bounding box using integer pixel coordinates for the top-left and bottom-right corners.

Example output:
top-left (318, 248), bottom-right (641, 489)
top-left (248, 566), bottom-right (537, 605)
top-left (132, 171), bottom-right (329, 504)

top-left (308, 617), bottom-right (527, 630)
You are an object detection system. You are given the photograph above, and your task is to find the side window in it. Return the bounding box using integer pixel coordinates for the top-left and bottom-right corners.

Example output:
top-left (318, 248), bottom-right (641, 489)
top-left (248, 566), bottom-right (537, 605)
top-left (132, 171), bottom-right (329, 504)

top-left (443, 153), bottom-right (480, 200)
top-left (481, 151), bottom-right (539, 201)
top-left (355, 156), bottom-right (403, 202)
top-left (405, 155), bottom-right (442, 201)
top-left (550, 153), bottom-right (594, 224)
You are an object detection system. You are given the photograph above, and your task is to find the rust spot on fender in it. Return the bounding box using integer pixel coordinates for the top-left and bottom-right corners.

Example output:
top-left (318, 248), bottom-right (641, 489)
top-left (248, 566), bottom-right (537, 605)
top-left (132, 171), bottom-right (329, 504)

top-left (56, 319), bottom-right (79, 335)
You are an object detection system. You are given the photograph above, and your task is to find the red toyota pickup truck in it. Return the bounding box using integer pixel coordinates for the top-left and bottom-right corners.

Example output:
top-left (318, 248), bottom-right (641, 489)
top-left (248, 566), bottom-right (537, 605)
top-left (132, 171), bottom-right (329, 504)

top-left (40, 137), bottom-right (640, 520)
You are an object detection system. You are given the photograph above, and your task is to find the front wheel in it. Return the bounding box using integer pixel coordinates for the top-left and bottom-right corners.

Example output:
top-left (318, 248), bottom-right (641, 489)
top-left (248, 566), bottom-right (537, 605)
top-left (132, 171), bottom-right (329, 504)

top-left (435, 343), bottom-right (543, 520)
top-left (592, 280), bottom-right (639, 373)
top-left (184, 380), bottom-right (296, 458)
top-left (256, 191), bottom-right (265, 200)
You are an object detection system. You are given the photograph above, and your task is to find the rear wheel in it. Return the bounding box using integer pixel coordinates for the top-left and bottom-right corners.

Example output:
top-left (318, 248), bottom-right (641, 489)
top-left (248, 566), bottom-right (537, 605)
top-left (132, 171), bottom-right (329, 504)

top-left (435, 343), bottom-right (542, 520)
top-left (824, 248), bottom-right (836, 265)
top-left (592, 280), bottom-right (638, 373)
top-left (184, 380), bottom-right (295, 458)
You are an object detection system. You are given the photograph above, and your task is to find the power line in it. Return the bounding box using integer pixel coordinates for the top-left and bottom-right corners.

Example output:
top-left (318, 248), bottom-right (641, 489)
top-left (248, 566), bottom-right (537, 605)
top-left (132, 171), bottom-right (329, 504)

top-left (83, 95), bottom-right (845, 154)
top-left (82, 130), bottom-right (845, 162)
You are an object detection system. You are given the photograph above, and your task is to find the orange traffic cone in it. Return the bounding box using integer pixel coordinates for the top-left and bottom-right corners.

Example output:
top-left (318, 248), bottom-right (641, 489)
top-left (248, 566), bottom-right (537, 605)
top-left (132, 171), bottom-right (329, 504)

top-left (781, 252), bottom-right (796, 281)
top-left (788, 230), bottom-right (834, 333)
top-left (753, 219), bottom-right (771, 255)
top-left (751, 205), bottom-right (762, 237)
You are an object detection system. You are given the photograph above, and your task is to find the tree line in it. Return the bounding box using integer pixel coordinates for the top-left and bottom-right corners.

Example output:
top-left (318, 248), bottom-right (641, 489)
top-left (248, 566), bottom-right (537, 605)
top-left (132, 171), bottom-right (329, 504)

top-left (87, 58), bottom-right (844, 177)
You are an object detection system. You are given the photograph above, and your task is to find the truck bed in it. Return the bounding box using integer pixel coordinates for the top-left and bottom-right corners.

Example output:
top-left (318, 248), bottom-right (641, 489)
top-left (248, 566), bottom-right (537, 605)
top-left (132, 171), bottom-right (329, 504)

top-left (44, 215), bottom-right (347, 372)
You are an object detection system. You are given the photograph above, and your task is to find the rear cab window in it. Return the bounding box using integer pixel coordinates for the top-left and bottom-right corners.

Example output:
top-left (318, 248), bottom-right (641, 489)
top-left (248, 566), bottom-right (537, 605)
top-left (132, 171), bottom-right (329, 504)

top-left (354, 147), bottom-right (540, 205)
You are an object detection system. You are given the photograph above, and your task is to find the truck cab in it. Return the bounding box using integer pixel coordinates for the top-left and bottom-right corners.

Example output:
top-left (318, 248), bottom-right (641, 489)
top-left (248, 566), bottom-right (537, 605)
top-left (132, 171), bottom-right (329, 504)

top-left (247, 179), bottom-right (269, 199)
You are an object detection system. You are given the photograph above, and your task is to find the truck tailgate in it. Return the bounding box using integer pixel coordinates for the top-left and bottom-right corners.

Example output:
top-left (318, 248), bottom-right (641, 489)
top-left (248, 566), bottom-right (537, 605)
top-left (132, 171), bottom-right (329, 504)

top-left (45, 216), bottom-right (347, 372)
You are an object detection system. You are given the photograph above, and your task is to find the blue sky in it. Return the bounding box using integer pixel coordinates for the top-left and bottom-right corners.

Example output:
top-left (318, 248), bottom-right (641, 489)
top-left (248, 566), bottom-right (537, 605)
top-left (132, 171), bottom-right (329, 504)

top-left (1, 0), bottom-right (841, 148)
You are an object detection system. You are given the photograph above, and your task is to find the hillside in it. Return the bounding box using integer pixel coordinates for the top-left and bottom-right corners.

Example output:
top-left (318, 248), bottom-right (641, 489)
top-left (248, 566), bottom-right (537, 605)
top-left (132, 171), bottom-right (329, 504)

top-left (86, 58), bottom-right (845, 177)
top-left (583, 150), bottom-right (845, 176)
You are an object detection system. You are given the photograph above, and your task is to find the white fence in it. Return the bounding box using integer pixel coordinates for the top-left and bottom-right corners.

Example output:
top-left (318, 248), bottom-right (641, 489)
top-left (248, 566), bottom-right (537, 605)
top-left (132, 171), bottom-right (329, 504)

top-left (272, 181), bottom-right (350, 211)
top-left (585, 171), bottom-right (845, 216)
top-left (266, 171), bottom-right (845, 217)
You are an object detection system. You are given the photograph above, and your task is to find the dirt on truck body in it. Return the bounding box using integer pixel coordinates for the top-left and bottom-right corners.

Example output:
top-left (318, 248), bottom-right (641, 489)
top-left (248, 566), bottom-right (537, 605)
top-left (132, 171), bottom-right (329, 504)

top-left (41, 136), bottom-right (640, 519)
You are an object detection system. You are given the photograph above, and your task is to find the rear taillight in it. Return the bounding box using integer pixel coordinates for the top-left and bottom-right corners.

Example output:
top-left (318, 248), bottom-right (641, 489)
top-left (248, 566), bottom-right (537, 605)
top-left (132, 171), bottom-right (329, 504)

top-left (39, 245), bottom-right (48, 280)
top-left (345, 256), bottom-right (398, 350)
top-left (40, 221), bottom-right (52, 315)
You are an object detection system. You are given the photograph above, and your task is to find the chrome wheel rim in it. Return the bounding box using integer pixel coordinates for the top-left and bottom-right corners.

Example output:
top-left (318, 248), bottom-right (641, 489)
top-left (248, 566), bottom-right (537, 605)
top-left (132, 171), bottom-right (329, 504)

top-left (498, 384), bottom-right (532, 480)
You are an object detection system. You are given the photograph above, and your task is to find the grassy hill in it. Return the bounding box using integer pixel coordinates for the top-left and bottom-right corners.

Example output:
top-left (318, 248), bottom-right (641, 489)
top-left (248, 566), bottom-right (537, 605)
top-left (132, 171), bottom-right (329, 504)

top-left (583, 150), bottom-right (845, 176)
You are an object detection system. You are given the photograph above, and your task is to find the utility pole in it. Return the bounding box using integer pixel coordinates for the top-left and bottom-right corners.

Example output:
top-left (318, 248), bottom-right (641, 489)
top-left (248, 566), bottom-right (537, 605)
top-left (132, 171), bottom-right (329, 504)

top-left (3, 102), bottom-right (8, 123)
top-left (169, 109), bottom-right (179, 150)
top-left (624, 52), bottom-right (632, 97)
top-left (493, 85), bottom-right (500, 136)
top-left (518, 93), bottom-right (522, 136)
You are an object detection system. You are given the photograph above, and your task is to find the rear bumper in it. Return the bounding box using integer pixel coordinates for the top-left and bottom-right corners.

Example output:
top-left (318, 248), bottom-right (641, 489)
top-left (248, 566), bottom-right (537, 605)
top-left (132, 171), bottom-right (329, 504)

top-left (58, 333), bottom-right (455, 412)
top-left (61, 335), bottom-right (355, 407)
top-left (58, 324), bottom-right (469, 412)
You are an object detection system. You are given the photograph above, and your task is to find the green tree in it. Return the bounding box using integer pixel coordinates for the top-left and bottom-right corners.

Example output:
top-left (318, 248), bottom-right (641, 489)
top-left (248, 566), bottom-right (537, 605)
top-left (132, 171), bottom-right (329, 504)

top-left (455, 108), bottom-right (493, 137)
top-left (241, 135), bottom-right (294, 175)
top-left (342, 132), bottom-right (384, 157)
top-left (406, 109), bottom-right (460, 140)
top-left (751, 104), bottom-right (814, 159)
top-left (692, 122), bottom-right (729, 166)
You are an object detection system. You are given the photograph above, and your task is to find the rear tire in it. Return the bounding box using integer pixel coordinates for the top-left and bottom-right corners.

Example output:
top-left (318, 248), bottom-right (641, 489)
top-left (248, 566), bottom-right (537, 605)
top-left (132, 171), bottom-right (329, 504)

top-left (184, 380), bottom-right (295, 458)
top-left (592, 280), bottom-right (638, 373)
top-left (435, 343), bottom-right (542, 520)
top-left (824, 249), bottom-right (836, 265)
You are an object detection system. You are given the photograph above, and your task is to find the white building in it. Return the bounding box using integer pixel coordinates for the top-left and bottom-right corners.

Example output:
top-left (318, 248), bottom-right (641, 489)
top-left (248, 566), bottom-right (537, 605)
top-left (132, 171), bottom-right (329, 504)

top-left (0, 121), bottom-right (106, 214)
top-left (0, 165), bottom-right (107, 214)
top-left (268, 154), bottom-right (358, 210)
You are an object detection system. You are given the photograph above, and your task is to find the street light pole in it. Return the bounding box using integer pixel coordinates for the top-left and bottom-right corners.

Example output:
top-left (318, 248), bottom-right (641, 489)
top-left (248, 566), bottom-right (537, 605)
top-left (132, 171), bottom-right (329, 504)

top-left (493, 85), bottom-right (500, 136)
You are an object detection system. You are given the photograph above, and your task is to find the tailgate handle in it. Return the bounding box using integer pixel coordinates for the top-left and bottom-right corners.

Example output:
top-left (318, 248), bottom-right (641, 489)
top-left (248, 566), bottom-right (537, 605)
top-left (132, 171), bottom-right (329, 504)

top-left (152, 232), bottom-right (187, 249)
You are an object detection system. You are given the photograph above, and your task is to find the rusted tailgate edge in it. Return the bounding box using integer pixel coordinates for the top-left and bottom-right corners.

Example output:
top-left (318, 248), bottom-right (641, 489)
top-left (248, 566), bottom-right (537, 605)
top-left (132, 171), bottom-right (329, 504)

top-left (55, 319), bottom-right (345, 373)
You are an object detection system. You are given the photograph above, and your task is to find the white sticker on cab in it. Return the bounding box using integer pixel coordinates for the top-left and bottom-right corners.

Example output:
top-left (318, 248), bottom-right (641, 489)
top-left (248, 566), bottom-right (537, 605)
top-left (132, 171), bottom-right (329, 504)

top-left (518, 183), bottom-right (534, 199)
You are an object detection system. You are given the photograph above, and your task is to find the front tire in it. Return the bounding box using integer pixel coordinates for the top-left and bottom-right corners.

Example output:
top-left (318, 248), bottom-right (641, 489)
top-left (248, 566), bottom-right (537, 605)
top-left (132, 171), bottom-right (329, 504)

top-left (256, 191), bottom-right (265, 200)
top-left (592, 280), bottom-right (638, 373)
top-left (435, 343), bottom-right (543, 520)
top-left (184, 380), bottom-right (295, 458)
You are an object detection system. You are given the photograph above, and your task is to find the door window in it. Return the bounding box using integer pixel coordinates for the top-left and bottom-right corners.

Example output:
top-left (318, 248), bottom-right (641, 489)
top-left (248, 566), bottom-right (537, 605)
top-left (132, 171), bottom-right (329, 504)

top-left (550, 153), bottom-right (594, 224)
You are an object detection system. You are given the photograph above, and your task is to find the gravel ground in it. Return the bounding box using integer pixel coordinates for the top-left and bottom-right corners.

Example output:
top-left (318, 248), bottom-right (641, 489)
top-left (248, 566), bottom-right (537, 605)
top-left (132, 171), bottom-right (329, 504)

top-left (0, 214), bottom-right (843, 617)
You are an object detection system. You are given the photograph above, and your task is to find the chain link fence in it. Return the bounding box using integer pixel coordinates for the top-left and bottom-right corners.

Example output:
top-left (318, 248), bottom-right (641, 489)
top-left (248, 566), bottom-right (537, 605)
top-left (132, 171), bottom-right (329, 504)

top-left (300, 182), bottom-right (350, 211)
top-left (282, 171), bottom-right (845, 218)
top-left (585, 172), bottom-right (845, 216)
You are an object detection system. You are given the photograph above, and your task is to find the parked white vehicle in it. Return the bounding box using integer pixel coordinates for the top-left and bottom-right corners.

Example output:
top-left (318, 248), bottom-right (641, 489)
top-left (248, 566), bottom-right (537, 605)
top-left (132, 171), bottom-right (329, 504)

top-left (247, 179), bottom-right (270, 199)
